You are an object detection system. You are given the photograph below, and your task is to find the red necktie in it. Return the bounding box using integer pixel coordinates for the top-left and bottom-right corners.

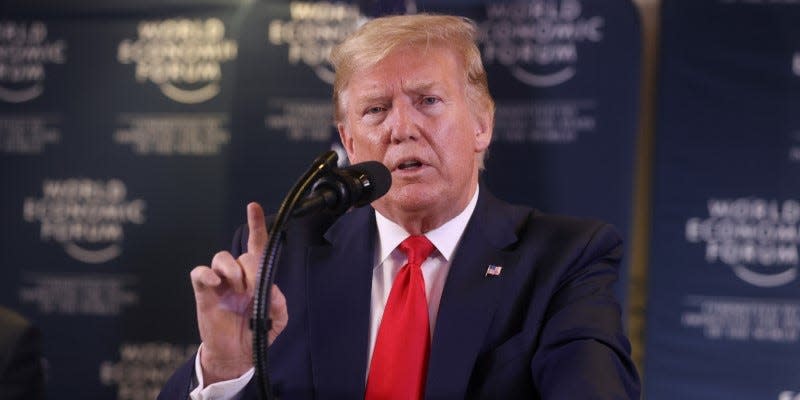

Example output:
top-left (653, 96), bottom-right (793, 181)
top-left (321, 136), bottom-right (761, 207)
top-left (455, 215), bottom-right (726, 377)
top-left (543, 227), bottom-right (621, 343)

top-left (365, 235), bottom-right (435, 400)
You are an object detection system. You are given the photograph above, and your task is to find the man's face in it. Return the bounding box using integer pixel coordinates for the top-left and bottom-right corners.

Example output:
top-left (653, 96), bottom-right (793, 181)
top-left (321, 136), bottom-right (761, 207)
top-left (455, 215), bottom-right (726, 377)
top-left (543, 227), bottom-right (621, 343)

top-left (337, 45), bottom-right (492, 228)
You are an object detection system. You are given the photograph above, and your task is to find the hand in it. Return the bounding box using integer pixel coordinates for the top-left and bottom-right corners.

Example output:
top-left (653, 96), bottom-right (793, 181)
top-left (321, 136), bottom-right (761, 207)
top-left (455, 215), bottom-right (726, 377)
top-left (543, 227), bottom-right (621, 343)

top-left (190, 202), bottom-right (289, 385)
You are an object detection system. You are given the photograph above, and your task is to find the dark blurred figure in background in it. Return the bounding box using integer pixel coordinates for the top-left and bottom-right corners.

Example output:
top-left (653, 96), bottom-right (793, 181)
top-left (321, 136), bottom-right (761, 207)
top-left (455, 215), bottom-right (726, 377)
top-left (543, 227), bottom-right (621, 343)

top-left (0, 306), bottom-right (45, 400)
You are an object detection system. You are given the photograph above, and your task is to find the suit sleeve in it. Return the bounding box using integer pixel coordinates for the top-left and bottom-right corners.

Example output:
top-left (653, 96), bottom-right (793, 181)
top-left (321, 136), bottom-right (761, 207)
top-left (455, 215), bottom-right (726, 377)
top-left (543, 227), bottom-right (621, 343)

top-left (158, 354), bottom-right (196, 400)
top-left (530, 223), bottom-right (641, 399)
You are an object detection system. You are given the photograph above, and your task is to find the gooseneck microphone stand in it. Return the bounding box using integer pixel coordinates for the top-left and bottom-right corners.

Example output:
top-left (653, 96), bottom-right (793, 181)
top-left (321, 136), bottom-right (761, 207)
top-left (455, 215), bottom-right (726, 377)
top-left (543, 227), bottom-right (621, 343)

top-left (251, 150), bottom-right (338, 400)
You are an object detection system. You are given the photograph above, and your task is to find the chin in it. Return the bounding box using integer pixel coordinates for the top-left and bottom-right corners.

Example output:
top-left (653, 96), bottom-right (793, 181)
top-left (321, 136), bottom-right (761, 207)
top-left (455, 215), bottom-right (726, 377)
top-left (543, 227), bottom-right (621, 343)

top-left (388, 188), bottom-right (443, 212)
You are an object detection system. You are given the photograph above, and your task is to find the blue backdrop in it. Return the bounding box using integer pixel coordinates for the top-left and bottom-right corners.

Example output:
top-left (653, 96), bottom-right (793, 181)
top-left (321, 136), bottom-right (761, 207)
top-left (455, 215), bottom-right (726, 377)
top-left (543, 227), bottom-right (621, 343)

top-left (0, 1), bottom-right (641, 398)
top-left (645, 1), bottom-right (800, 399)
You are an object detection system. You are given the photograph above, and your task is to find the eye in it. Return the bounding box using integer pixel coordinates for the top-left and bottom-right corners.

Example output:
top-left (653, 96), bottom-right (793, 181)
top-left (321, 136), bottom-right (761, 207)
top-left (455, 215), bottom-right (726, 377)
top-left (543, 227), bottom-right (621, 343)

top-left (421, 96), bottom-right (440, 106)
top-left (365, 105), bottom-right (386, 115)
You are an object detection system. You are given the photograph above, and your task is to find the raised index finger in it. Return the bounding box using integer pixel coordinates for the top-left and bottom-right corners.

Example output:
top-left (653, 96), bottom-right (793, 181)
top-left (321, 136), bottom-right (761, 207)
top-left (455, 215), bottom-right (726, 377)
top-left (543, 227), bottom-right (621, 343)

top-left (247, 202), bottom-right (268, 255)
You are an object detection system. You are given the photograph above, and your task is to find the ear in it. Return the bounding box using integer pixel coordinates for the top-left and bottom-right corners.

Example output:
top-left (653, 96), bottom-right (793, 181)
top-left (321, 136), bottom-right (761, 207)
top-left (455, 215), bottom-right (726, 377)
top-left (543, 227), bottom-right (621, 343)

top-left (337, 122), bottom-right (356, 161)
top-left (473, 110), bottom-right (493, 152)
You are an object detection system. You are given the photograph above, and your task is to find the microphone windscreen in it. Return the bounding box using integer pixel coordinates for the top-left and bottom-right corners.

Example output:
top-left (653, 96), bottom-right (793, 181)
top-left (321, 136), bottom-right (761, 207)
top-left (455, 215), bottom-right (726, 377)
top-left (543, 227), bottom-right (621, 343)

top-left (347, 161), bottom-right (392, 206)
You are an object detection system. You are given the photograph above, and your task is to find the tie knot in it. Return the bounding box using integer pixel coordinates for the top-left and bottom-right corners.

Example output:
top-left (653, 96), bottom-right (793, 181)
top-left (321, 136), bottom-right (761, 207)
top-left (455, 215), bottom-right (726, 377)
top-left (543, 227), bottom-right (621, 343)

top-left (399, 235), bottom-right (434, 266)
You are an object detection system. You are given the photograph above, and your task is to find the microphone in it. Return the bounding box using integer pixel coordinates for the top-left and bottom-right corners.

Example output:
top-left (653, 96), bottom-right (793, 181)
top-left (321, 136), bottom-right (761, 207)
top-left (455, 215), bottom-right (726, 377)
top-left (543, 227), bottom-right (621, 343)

top-left (292, 161), bottom-right (391, 217)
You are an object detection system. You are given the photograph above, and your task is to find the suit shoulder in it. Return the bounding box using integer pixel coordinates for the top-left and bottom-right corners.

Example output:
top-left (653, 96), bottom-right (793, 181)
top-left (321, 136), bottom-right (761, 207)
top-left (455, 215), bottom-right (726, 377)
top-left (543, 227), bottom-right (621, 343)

top-left (505, 206), bottom-right (622, 258)
top-left (528, 212), bottom-right (620, 241)
top-left (481, 190), bottom-right (619, 246)
top-left (486, 193), bottom-right (618, 242)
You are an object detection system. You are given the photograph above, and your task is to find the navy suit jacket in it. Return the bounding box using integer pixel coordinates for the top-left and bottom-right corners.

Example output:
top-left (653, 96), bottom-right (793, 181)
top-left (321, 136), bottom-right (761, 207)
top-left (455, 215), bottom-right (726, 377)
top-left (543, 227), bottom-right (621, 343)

top-left (160, 188), bottom-right (640, 399)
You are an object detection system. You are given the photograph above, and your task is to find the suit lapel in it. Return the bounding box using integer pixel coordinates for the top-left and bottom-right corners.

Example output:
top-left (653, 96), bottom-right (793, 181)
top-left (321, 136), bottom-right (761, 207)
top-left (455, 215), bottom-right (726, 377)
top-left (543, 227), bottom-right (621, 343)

top-left (425, 189), bottom-right (521, 399)
top-left (306, 207), bottom-right (375, 399)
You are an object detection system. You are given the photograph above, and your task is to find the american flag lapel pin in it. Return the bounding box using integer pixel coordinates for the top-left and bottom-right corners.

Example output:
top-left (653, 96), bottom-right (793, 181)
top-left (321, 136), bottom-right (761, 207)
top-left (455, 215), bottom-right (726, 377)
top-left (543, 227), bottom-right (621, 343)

top-left (485, 264), bottom-right (502, 277)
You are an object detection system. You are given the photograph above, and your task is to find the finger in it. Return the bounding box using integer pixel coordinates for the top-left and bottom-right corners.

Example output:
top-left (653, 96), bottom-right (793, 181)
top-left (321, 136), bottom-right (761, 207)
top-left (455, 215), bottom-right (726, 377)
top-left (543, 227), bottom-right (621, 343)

top-left (211, 251), bottom-right (246, 294)
top-left (247, 202), bottom-right (268, 256)
top-left (237, 252), bottom-right (259, 292)
top-left (190, 266), bottom-right (221, 291)
top-left (269, 285), bottom-right (286, 317)
top-left (268, 285), bottom-right (288, 345)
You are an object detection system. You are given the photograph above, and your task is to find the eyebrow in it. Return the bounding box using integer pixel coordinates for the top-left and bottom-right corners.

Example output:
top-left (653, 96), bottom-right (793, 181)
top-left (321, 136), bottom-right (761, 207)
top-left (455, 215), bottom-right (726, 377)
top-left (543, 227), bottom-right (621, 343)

top-left (354, 80), bottom-right (443, 103)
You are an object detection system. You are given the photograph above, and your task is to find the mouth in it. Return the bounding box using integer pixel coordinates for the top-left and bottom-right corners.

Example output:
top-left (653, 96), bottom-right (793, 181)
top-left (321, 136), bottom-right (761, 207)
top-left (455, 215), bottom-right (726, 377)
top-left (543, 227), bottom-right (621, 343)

top-left (396, 159), bottom-right (424, 171)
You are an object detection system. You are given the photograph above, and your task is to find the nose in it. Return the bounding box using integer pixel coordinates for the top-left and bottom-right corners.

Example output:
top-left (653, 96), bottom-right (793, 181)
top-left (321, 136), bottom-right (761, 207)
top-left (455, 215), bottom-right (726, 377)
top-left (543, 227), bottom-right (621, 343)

top-left (388, 99), bottom-right (419, 144)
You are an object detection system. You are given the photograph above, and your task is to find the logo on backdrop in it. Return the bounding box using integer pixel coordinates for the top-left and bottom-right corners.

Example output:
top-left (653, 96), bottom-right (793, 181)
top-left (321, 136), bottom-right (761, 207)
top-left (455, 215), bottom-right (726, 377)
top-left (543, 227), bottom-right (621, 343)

top-left (793, 52), bottom-right (799, 77)
top-left (478, 0), bottom-right (603, 87)
top-left (268, 1), bottom-right (367, 84)
top-left (685, 198), bottom-right (800, 287)
top-left (101, 342), bottom-right (198, 400)
top-left (23, 179), bottom-right (146, 264)
top-left (0, 21), bottom-right (66, 103)
top-left (0, 114), bottom-right (61, 154)
top-left (114, 113), bottom-right (230, 156)
top-left (117, 18), bottom-right (237, 104)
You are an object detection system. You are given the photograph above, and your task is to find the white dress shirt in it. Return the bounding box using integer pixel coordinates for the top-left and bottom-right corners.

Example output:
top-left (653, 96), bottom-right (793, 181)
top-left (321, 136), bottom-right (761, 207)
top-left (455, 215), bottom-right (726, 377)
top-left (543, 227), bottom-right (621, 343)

top-left (190, 186), bottom-right (480, 400)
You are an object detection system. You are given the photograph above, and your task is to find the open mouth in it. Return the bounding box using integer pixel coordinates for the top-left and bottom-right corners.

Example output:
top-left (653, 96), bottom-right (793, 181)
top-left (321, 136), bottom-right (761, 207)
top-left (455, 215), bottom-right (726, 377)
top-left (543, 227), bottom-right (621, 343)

top-left (397, 159), bottom-right (423, 170)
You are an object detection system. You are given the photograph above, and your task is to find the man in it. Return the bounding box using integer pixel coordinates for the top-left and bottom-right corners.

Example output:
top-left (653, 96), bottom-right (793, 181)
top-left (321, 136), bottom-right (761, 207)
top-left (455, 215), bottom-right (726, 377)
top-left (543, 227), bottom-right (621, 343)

top-left (0, 306), bottom-right (45, 400)
top-left (160, 14), bottom-right (640, 399)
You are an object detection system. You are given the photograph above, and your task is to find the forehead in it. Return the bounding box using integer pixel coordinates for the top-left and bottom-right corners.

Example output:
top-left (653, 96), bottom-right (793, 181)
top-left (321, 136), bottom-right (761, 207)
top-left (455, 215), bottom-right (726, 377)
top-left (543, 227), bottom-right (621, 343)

top-left (342, 45), bottom-right (466, 101)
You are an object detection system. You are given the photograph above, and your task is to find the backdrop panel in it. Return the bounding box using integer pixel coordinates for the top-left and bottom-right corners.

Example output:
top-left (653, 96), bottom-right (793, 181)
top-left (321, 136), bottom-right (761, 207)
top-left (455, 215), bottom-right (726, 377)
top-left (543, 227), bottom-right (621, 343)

top-left (1, 1), bottom-right (642, 398)
top-left (0, 6), bottom-right (242, 399)
top-left (645, 1), bottom-right (800, 399)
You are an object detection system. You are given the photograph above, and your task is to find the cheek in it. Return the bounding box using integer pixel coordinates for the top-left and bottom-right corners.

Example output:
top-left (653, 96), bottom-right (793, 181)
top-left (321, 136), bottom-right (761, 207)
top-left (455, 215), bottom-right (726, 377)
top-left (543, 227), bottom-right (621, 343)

top-left (438, 124), bottom-right (476, 158)
top-left (350, 133), bottom-right (385, 161)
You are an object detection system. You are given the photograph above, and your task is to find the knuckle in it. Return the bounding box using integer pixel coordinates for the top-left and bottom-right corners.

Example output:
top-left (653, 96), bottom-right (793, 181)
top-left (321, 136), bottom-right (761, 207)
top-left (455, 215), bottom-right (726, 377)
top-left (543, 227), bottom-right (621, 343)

top-left (211, 251), bottom-right (232, 268)
top-left (238, 253), bottom-right (256, 268)
top-left (190, 266), bottom-right (217, 289)
top-left (190, 265), bottom-right (209, 280)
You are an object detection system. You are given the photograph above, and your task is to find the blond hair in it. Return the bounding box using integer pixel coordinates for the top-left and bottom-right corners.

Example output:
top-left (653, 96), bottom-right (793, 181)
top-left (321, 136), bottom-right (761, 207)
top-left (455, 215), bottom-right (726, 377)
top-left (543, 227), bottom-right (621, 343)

top-left (329, 14), bottom-right (495, 124)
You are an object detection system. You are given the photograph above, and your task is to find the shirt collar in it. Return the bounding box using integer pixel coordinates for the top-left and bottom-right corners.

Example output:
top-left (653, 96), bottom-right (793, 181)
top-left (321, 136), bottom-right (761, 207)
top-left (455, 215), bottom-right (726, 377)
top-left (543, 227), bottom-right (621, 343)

top-left (374, 185), bottom-right (480, 264)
